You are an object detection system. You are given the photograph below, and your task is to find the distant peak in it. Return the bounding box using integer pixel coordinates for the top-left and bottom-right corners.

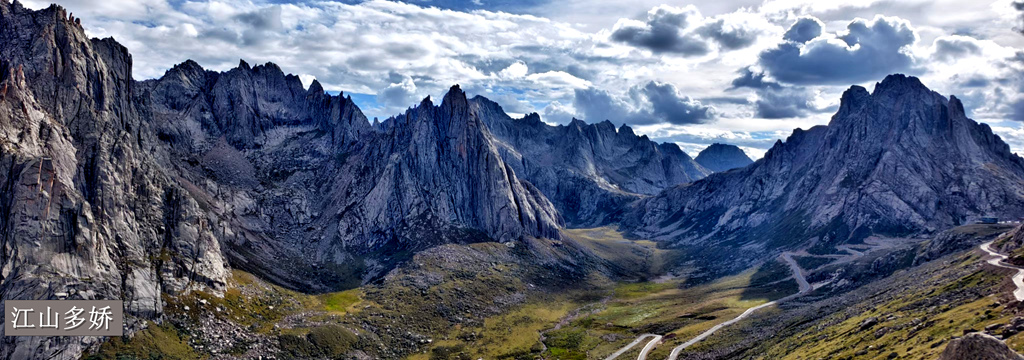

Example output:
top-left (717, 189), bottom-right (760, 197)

top-left (238, 59), bottom-right (251, 71)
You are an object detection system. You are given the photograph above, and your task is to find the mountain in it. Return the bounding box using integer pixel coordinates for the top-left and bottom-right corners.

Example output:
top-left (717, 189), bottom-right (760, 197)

top-left (621, 74), bottom-right (1024, 279)
top-left (695, 143), bottom-right (753, 172)
top-left (0, 3), bottom-right (564, 358)
top-left (466, 96), bottom-right (711, 225)
top-left (139, 59), bottom-right (566, 288)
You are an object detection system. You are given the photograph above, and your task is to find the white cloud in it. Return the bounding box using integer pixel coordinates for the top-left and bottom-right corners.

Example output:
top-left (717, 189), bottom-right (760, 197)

top-left (498, 61), bottom-right (529, 79)
top-left (22, 0), bottom-right (1024, 153)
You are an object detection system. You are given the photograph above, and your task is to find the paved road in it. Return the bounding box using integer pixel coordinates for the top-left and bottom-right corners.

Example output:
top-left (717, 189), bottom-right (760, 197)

top-left (637, 335), bottom-right (663, 360)
top-left (781, 253), bottom-right (811, 293)
top-left (610, 246), bottom-right (845, 360)
top-left (604, 334), bottom-right (660, 360)
top-left (980, 241), bottom-right (1024, 301)
top-left (664, 252), bottom-right (815, 360)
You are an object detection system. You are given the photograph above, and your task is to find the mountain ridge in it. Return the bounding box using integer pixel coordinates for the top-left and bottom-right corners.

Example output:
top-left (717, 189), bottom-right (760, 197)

top-left (620, 73), bottom-right (1024, 280)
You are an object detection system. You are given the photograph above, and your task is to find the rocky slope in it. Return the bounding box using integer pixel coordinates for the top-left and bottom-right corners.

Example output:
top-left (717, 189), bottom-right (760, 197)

top-left (467, 96), bottom-right (711, 226)
top-left (938, 333), bottom-right (1024, 360)
top-left (0, 2), bottom-right (563, 358)
top-left (622, 74), bottom-right (1024, 279)
top-left (0, 3), bottom-right (231, 358)
top-left (695, 143), bottom-right (753, 172)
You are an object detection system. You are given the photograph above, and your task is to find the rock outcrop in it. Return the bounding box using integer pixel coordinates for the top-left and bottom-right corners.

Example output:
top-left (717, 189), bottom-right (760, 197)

top-left (695, 143), bottom-right (753, 172)
top-left (621, 75), bottom-right (1024, 278)
top-left (937, 333), bottom-right (1024, 360)
top-left (0, 3), bottom-right (562, 359)
top-left (468, 96), bottom-right (710, 225)
top-left (0, 2), bottom-right (229, 358)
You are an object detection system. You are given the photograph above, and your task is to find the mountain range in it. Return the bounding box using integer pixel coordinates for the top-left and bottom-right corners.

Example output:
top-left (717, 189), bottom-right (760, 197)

top-left (3, 2), bottom-right (1024, 359)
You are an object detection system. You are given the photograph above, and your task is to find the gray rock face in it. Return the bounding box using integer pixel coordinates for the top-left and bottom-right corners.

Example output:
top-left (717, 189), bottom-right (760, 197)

top-left (937, 333), bottom-right (1024, 360)
top-left (0, 3), bottom-right (561, 359)
top-left (0, 3), bottom-right (229, 359)
top-left (695, 143), bottom-right (753, 172)
top-left (622, 74), bottom-right (1024, 277)
top-left (467, 96), bottom-right (710, 225)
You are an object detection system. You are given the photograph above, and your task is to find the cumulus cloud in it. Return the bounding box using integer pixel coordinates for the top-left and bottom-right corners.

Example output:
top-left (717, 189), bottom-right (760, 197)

top-left (730, 67), bottom-right (781, 90)
top-left (541, 101), bottom-right (576, 124)
top-left (610, 5), bottom-right (710, 56)
top-left (377, 74), bottom-right (419, 109)
top-left (643, 82), bottom-right (715, 124)
top-left (729, 67), bottom-right (832, 119)
top-left (754, 87), bottom-right (820, 119)
top-left (759, 15), bottom-right (919, 85)
top-left (782, 16), bottom-right (822, 43)
top-left (697, 17), bottom-right (761, 50)
top-left (1015, 1), bottom-right (1024, 35)
top-left (609, 5), bottom-right (764, 56)
top-left (498, 61), bottom-right (529, 80)
top-left (573, 81), bottom-right (714, 125)
top-left (932, 36), bottom-right (982, 62)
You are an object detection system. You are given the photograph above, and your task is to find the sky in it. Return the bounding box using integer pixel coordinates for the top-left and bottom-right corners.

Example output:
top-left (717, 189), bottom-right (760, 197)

top-left (25, 0), bottom-right (1024, 158)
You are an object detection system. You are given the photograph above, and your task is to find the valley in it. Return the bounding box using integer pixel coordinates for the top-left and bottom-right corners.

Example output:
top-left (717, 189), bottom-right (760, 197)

top-left (3, 2), bottom-right (1024, 359)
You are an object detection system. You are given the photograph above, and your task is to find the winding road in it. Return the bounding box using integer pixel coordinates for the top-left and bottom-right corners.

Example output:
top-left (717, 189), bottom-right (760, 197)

top-left (604, 334), bottom-right (661, 360)
top-left (606, 251), bottom-right (817, 360)
top-left (663, 252), bottom-right (814, 360)
top-left (979, 241), bottom-right (1024, 301)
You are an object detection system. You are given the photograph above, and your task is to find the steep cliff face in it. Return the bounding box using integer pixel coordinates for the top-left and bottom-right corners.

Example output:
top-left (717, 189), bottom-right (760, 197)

top-left (695, 143), bottom-right (753, 172)
top-left (0, 2), bottom-right (229, 359)
top-left (0, 3), bottom-right (564, 359)
top-left (469, 96), bottom-right (710, 226)
top-left (315, 86), bottom-right (564, 266)
top-left (621, 74), bottom-right (1024, 277)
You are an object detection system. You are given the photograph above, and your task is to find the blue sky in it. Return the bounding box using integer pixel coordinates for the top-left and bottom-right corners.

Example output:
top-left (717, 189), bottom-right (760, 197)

top-left (26, 0), bottom-right (1024, 158)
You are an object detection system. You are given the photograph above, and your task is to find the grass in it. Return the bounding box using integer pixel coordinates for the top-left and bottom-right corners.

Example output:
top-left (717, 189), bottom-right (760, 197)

top-left (320, 289), bottom-right (362, 315)
top-left (408, 293), bottom-right (585, 360)
top-left (85, 321), bottom-right (203, 360)
top-left (533, 258), bottom-right (800, 360)
top-left (751, 253), bottom-right (1023, 360)
top-left (565, 226), bottom-right (678, 278)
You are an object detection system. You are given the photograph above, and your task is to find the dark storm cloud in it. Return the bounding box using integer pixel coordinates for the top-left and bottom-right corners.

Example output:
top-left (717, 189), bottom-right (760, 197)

top-left (759, 15), bottom-right (918, 85)
top-left (783, 16), bottom-right (823, 43)
top-left (573, 81), bottom-right (714, 125)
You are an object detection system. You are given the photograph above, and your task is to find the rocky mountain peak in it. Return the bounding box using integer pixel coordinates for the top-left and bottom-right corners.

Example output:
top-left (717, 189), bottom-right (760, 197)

top-left (307, 78), bottom-right (324, 95)
top-left (695, 143), bottom-right (754, 172)
top-left (837, 84), bottom-right (870, 116)
top-left (618, 124), bottom-right (635, 137)
top-left (622, 75), bottom-right (1024, 279)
